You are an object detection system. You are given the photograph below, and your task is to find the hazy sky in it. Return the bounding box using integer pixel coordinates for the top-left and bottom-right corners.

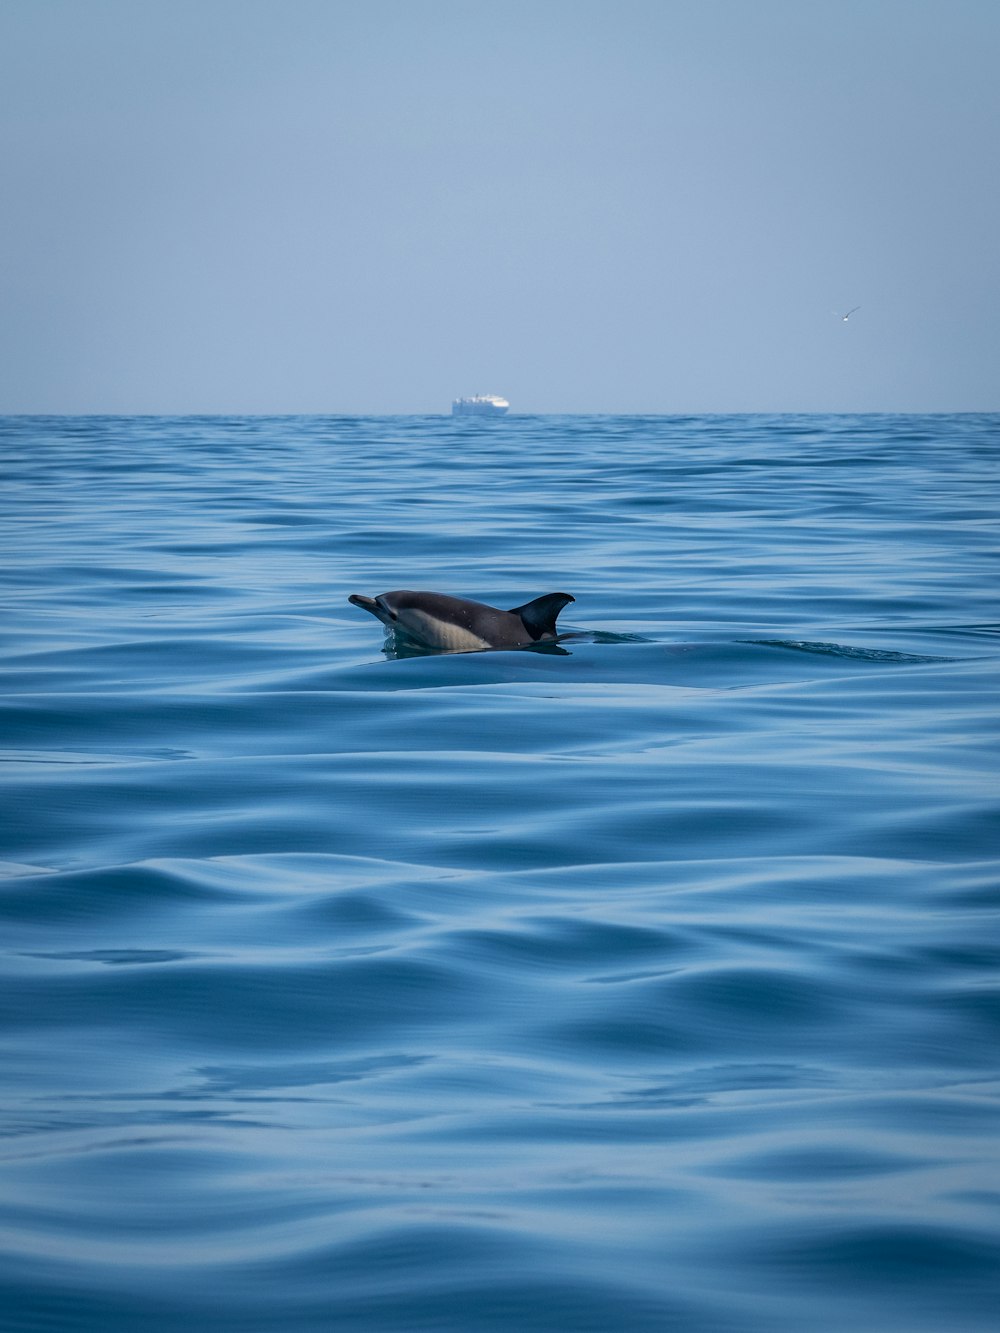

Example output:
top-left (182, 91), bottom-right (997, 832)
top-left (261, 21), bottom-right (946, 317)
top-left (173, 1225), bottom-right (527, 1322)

top-left (1, 0), bottom-right (998, 413)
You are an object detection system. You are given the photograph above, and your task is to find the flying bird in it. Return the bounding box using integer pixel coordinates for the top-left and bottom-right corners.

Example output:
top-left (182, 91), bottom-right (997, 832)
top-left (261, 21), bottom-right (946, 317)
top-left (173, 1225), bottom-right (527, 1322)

top-left (841, 306), bottom-right (861, 322)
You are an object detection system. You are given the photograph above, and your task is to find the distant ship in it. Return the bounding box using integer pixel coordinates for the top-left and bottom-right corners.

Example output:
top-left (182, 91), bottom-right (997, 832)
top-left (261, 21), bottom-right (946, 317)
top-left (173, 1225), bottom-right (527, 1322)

top-left (451, 394), bottom-right (509, 417)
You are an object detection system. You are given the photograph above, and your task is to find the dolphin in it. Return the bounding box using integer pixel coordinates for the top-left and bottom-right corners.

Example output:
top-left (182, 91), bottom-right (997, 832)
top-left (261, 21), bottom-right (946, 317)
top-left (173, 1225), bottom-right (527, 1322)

top-left (348, 589), bottom-right (575, 653)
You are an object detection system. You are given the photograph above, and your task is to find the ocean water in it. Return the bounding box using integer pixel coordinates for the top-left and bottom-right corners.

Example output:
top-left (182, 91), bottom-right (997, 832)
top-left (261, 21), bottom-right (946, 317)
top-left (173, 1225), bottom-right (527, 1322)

top-left (1, 412), bottom-right (998, 1332)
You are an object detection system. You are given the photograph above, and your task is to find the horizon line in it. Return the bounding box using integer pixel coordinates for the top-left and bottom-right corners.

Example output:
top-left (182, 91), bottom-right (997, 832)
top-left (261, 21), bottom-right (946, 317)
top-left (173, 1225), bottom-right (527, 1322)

top-left (2, 408), bottom-right (997, 419)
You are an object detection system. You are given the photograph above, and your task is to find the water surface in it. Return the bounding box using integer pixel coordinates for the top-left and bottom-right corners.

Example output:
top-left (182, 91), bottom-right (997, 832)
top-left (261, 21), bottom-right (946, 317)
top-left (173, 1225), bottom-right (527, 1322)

top-left (1, 413), bottom-right (998, 1330)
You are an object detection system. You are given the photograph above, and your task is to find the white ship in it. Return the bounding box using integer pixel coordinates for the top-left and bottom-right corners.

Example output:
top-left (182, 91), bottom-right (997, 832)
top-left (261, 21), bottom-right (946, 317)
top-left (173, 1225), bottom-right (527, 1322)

top-left (451, 394), bottom-right (509, 417)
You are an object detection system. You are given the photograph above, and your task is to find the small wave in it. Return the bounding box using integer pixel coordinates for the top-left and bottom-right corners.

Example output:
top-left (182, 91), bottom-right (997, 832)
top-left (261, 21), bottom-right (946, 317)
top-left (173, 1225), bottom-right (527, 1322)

top-left (745, 638), bottom-right (954, 664)
top-left (21, 949), bottom-right (194, 966)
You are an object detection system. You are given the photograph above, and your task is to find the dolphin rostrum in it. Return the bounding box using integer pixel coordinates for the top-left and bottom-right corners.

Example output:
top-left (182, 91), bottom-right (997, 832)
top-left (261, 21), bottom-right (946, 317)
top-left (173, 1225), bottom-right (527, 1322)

top-left (348, 589), bottom-right (575, 653)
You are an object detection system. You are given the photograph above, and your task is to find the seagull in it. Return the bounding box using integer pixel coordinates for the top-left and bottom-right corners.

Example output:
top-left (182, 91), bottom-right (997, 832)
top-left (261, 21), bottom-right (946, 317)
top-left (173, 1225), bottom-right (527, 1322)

top-left (841, 306), bottom-right (861, 322)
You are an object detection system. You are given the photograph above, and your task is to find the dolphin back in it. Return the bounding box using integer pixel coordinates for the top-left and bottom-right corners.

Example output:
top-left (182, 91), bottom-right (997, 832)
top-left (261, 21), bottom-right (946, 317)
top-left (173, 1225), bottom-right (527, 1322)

top-left (508, 592), bottom-right (575, 640)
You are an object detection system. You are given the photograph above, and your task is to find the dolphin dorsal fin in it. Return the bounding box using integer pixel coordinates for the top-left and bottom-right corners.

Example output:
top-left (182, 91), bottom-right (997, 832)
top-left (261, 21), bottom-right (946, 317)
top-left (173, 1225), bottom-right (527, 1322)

top-left (508, 592), bottom-right (575, 640)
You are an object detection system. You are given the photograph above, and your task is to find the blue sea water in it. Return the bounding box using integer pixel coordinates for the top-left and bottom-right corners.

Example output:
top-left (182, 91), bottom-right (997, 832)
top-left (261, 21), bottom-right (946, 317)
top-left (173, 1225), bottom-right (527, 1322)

top-left (1, 412), bottom-right (998, 1332)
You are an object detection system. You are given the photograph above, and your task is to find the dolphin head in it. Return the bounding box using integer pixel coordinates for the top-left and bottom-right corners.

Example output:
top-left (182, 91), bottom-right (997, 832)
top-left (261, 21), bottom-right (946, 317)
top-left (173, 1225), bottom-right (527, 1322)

top-left (348, 592), bottom-right (400, 629)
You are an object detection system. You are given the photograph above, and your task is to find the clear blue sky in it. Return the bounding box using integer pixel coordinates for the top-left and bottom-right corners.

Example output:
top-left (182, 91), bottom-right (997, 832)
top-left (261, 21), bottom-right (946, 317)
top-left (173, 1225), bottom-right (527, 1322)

top-left (1, 0), bottom-right (997, 413)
